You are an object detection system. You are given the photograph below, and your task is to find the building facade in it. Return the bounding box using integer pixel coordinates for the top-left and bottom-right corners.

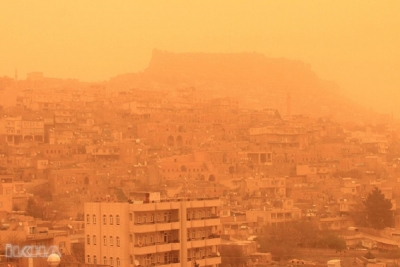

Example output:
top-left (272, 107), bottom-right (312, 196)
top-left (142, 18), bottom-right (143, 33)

top-left (85, 195), bottom-right (222, 267)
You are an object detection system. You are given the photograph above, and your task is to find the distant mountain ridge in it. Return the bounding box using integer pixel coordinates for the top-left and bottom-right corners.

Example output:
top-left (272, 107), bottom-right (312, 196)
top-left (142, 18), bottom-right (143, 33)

top-left (110, 49), bottom-right (370, 121)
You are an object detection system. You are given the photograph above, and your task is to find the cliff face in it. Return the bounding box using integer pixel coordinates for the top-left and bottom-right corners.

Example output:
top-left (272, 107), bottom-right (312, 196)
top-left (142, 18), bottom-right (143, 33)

top-left (110, 49), bottom-right (365, 120)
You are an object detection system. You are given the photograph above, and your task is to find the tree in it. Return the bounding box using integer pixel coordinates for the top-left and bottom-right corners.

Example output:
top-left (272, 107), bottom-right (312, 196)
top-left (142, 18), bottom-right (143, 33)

top-left (42, 198), bottom-right (71, 226)
top-left (317, 231), bottom-right (347, 250)
top-left (349, 199), bottom-right (368, 227)
top-left (293, 220), bottom-right (319, 248)
top-left (258, 223), bottom-right (299, 260)
top-left (30, 182), bottom-right (52, 201)
top-left (364, 187), bottom-right (394, 229)
top-left (220, 244), bottom-right (249, 267)
top-left (26, 197), bottom-right (45, 219)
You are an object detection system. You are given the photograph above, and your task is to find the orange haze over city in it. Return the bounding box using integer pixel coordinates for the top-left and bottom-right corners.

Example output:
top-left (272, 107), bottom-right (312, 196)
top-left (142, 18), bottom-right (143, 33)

top-left (1, 1), bottom-right (400, 114)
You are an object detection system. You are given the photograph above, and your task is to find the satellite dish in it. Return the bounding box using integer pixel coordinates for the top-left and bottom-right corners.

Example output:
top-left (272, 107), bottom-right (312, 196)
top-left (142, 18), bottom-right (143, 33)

top-left (217, 252), bottom-right (220, 256)
top-left (134, 260), bottom-right (140, 266)
top-left (136, 139), bottom-right (140, 144)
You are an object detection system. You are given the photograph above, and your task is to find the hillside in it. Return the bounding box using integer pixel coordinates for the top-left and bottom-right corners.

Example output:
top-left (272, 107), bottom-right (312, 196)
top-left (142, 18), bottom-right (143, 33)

top-left (109, 49), bottom-right (372, 121)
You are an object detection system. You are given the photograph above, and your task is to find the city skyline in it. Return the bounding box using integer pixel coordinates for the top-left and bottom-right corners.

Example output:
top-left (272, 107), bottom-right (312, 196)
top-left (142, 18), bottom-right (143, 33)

top-left (1, 1), bottom-right (400, 115)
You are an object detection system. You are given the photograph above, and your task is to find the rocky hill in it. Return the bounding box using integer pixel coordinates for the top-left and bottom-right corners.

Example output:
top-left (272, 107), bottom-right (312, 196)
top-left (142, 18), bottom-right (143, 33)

top-left (109, 49), bottom-right (375, 121)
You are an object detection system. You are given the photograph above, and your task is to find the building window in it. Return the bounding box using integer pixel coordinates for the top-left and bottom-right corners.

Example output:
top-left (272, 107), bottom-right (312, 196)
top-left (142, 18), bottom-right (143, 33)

top-left (110, 257), bottom-right (113, 267)
top-left (103, 236), bottom-right (107, 246)
top-left (116, 236), bottom-right (120, 247)
top-left (103, 215), bottom-right (107, 225)
top-left (86, 214), bottom-right (90, 224)
top-left (93, 255), bottom-right (97, 264)
top-left (86, 235), bottom-right (90, 244)
top-left (143, 215), bottom-right (146, 223)
top-left (110, 236), bottom-right (114, 246)
top-left (130, 255), bottom-right (133, 264)
top-left (164, 232), bottom-right (168, 242)
top-left (116, 215), bottom-right (120, 225)
top-left (93, 235), bottom-right (96, 245)
top-left (129, 213), bottom-right (133, 221)
top-left (87, 255), bottom-right (90, 263)
top-left (92, 215), bottom-right (96, 224)
top-left (151, 213), bottom-right (154, 222)
top-left (104, 257), bottom-right (107, 265)
top-left (117, 258), bottom-right (120, 267)
top-left (110, 215), bottom-right (113, 225)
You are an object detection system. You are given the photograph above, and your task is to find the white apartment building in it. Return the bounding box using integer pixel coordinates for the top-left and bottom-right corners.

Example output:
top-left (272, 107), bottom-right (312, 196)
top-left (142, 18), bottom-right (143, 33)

top-left (85, 193), bottom-right (221, 267)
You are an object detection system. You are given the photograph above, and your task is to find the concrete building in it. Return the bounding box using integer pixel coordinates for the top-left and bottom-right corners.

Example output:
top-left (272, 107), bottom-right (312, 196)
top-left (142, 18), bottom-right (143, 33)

top-left (85, 193), bottom-right (222, 267)
top-left (1, 116), bottom-right (44, 145)
top-left (0, 174), bottom-right (13, 212)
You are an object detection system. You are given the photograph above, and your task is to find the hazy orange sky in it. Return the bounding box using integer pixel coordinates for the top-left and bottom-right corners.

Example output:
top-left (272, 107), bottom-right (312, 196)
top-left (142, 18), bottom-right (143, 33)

top-left (1, 1), bottom-right (399, 114)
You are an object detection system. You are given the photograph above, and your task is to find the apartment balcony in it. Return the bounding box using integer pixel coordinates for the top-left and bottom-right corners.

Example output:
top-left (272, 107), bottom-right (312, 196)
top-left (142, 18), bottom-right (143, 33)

top-left (188, 219), bottom-right (205, 228)
top-left (155, 202), bottom-right (173, 210)
top-left (187, 198), bottom-right (220, 208)
top-left (206, 255), bottom-right (222, 265)
top-left (132, 220), bottom-right (180, 233)
top-left (205, 237), bottom-right (221, 247)
top-left (133, 244), bottom-right (157, 255)
top-left (129, 197), bottom-right (219, 210)
top-left (171, 221), bottom-right (180, 230)
top-left (205, 217), bottom-right (220, 226)
top-left (171, 241), bottom-right (180, 251)
top-left (155, 220), bottom-right (179, 231)
top-left (134, 241), bottom-right (181, 255)
top-left (187, 236), bottom-right (220, 249)
top-left (187, 256), bottom-right (221, 267)
top-left (132, 223), bottom-right (156, 233)
top-left (187, 217), bottom-right (220, 228)
top-left (156, 243), bottom-right (172, 253)
top-left (141, 261), bottom-right (180, 267)
top-left (190, 239), bottom-right (205, 249)
top-left (130, 203), bottom-right (156, 211)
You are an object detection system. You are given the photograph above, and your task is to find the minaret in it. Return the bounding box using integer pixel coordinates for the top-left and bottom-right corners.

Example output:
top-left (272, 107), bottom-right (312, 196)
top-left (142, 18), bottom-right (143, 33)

top-left (286, 91), bottom-right (291, 120)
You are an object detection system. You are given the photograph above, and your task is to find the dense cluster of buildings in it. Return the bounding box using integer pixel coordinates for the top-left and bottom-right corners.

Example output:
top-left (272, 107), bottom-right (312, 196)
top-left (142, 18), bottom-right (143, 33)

top-left (0, 74), bottom-right (400, 267)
